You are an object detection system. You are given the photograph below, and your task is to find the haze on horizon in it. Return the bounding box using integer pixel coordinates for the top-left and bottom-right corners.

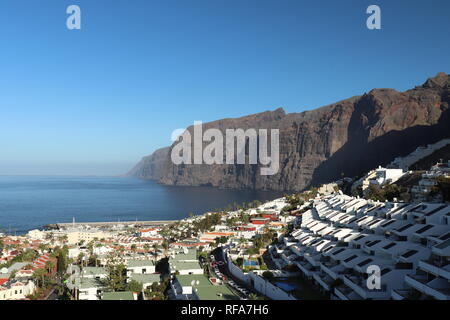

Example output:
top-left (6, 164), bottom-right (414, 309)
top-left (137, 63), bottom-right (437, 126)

top-left (1, 0), bottom-right (450, 176)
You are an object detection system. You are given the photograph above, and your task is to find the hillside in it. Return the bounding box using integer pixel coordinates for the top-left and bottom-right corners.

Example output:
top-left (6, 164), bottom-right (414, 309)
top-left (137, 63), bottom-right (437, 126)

top-left (128, 72), bottom-right (450, 192)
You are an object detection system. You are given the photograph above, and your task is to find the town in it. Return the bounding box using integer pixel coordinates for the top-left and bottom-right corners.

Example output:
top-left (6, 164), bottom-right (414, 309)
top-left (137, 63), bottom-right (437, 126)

top-left (1, 156), bottom-right (449, 300)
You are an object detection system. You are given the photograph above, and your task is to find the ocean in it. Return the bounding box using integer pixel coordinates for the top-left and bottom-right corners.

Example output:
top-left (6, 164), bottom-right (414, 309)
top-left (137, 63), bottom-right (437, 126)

top-left (0, 176), bottom-right (283, 234)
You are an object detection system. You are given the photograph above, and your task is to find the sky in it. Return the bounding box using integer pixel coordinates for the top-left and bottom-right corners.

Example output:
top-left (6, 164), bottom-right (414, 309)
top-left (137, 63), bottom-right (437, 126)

top-left (0, 0), bottom-right (450, 175)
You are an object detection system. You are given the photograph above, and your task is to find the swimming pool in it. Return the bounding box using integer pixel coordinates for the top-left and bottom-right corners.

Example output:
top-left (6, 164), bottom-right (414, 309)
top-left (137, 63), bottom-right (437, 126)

top-left (243, 260), bottom-right (259, 267)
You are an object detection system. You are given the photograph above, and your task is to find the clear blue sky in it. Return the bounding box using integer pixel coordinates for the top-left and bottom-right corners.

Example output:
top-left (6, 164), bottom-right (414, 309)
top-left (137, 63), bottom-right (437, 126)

top-left (1, 0), bottom-right (450, 175)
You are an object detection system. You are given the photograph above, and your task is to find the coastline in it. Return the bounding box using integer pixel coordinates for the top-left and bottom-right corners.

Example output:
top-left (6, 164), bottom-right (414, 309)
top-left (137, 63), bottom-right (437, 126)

top-left (42, 219), bottom-right (178, 230)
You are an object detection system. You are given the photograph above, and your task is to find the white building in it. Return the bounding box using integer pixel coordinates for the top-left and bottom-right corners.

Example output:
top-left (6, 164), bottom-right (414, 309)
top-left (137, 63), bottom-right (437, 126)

top-left (0, 280), bottom-right (36, 300)
top-left (361, 166), bottom-right (404, 191)
top-left (126, 260), bottom-right (156, 276)
top-left (272, 194), bottom-right (450, 300)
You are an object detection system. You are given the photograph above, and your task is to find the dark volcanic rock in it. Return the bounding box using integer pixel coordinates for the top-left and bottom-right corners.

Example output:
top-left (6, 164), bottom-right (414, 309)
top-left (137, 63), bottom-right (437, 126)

top-left (127, 147), bottom-right (170, 180)
top-left (129, 73), bottom-right (450, 191)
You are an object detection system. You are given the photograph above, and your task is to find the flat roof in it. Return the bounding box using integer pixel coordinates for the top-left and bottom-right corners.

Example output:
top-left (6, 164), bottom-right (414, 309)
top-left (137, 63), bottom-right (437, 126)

top-left (175, 274), bottom-right (238, 300)
top-left (195, 284), bottom-right (238, 300)
top-left (79, 277), bottom-right (105, 289)
top-left (127, 260), bottom-right (155, 267)
top-left (82, 267), bottom-right (107, 276)
top-left (170, 261), bottom-right (202, 270)
top-left (129, 273), bottom-right (160, 284)
top-left (102, 291), bottom-right (135, 300)
top-left (176, 274), bottom-right (211, 287)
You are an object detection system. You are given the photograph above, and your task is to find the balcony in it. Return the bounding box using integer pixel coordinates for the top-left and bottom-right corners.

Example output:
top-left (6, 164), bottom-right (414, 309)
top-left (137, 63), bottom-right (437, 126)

top-left (313, 271), bottom-right (334, 292)
top-left (295, 260), bottom-right (317, 277)
top-left (333, 284), bottom-right (363, 300)
top-left (391, 289), bottom-right (411, 300)
top-left (405, 274), bottom-right (450, 300)
top-left (419, 260), bottom-right (450, 280)
top-left (320, 262), bottom-right (345, 280)
top-left (343, 275), bottom-right (389, 299)
top-left (304, 252), bottom-right (321, 267)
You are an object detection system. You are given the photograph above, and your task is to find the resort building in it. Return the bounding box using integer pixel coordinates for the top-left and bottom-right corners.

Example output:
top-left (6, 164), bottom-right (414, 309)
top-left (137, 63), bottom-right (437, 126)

top-left (169, 274), bottom-right (237, 300)
top-left (270, 194), bottom-right (450, 300)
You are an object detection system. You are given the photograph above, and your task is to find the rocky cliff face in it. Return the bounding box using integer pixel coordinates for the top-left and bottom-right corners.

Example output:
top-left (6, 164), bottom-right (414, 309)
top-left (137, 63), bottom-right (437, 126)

top-left (129, 72), bottom-right (450, 191)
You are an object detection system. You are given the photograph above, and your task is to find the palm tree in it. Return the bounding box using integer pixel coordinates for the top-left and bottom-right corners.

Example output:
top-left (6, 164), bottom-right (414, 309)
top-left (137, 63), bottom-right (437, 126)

top-left (162, 240), bottom-right (170, 258)
top-left (77, 252), bottom-right (85, 267)
top-left (45, 260), bottom-right (55, 274)
top-left (33, 268), bottom-right (46, 288)
top-left (152, 244), bottom-right (159, 261)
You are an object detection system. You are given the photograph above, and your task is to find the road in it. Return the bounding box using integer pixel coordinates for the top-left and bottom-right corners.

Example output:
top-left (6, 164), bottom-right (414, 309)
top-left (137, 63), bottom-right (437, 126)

top-left (211, 247), bottom-right (260, 299)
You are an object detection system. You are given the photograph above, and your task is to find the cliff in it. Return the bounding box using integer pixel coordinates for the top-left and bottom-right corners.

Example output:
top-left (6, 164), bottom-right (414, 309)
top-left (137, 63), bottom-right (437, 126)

top-left (129, 72), bottom-right (450, 191)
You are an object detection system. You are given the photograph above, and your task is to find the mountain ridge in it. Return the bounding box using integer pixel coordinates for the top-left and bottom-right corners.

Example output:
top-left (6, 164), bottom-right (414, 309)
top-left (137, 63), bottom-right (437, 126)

top-left (128, 72), bottom-right (450, 191)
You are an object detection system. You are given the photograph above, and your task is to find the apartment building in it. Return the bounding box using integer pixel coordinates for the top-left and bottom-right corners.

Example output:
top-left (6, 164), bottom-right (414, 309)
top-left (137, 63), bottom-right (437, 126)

top-left (270, 194), bottom-right (450, 300)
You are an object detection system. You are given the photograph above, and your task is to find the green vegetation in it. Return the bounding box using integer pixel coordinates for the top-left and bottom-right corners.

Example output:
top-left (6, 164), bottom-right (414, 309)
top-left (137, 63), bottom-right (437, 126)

top-left (436, 176), bottom-right (450, 202)
top-left (215, 236), bottom-right (228, 245)
top-left (365, 184), bottom-right (408, 202)
top-left (262, 270), bottom-right (274, 280)
top-left (127, 279), bottom-right (143, 292)
top-left (144, 279), bottom-right (169, 300)
top-left (104, 253), bottom-right (127, 292)
top-left (191, 212), bottom-right (222, 232)
top-left (0, 248), bottom-right (39, 269)
top-left (281, 194), bottom-right (304, 212)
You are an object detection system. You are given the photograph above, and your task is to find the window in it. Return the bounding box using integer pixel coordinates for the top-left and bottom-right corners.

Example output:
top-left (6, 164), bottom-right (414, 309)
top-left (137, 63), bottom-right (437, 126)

top-left (357, 258), bottom-right (372, 267)
top-left (381, 268), bottom-right (391, 276)
top-left (383, 242), bottom-right (396, 250)
top-left (401, 250), bottom-right (418, 258)
top-left (416, 225), bottom-right (433, 234)
top-left (439, 232), bottom-right (450, 241)
top-left (343, 255), bottom-right (357, 263)
top-left (332, 248), bottom-right (345, 256)
top-left (396, 224), bottom-right (413, 232)
top-left (352, 235), bottom-right (365, 242)
top-left (366, 219), bottom-right (381, 227)
top-left (380, 220), bottom-right (395, 227)
top-left (366, 240), bottom-right (381, 247)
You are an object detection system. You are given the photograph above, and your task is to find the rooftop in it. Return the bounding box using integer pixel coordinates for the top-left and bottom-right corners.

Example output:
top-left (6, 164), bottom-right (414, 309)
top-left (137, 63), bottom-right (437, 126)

top-left (127, 260), bottom-right (155, 267)
top-left (102, 291), bottom-right (135, 300)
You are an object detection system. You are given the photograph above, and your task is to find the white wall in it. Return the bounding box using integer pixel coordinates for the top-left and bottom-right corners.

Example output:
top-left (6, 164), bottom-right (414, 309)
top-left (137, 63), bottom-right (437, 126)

top-left (224, 250), bottom-right (296, 300)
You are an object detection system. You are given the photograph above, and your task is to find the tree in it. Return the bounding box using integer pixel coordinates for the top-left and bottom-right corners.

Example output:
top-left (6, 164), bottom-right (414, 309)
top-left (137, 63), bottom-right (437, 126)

top-left (77, 252), bottom-right (85, 267)
top-left (248, 293), bottom-right (263, 300)
top-left (88, 254), bottom-right (98, 267)
top-left (436, 176), bottom-right (450, 202)
top-left (127, 279), bottom-right (143, 293)
top-left (262, 271), bottom-right (274, 280)
top-left (152, 244), bottom-right (160, 261)
top-left (105, 253), bottom-right (127, 292)
top-left (215, 236), bottom-right (228, 245)
top-left (33, 268), bottom-right (47, 288)
top-left (162, 240), bottom-right (169, 257)
top-left (55, 247), bottom-right (69, 275)
top-left (45, 260), bottom-right (55, 274)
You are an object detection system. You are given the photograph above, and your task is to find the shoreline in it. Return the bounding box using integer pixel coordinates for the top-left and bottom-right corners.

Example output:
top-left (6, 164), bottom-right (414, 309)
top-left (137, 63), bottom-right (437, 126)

top-left (42, 219), bottom-right (179, 230)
